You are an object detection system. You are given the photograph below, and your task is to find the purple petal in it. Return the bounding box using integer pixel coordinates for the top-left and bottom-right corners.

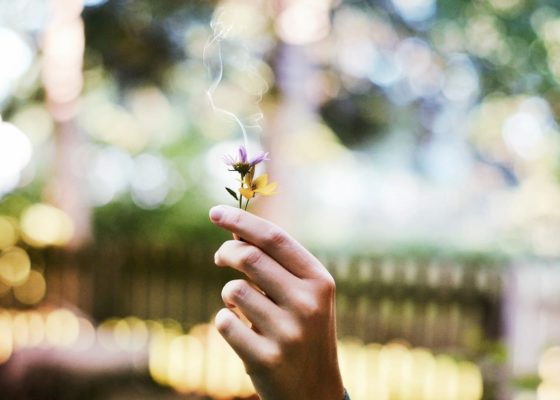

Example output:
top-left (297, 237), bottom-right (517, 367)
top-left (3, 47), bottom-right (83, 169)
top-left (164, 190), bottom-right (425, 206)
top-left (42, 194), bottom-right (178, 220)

top-left (249, 152), bottom-right (270, 166)
top-left (222, 154), bottom-right (236, 165)
top-left (238, 145), bottom-right (248, 164)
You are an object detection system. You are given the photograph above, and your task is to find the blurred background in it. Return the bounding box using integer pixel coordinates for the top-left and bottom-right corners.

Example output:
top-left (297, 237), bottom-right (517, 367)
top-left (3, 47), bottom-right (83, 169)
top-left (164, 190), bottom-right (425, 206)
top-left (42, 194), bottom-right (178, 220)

top-left (0, 0), bottom-right (559, 399)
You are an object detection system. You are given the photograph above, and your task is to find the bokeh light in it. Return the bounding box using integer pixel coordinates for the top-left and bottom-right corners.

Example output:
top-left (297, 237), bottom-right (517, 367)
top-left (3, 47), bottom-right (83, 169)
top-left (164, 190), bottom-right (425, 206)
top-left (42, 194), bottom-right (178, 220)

top-left (0, 246), bottom-right (31, 286)
top-left (145, 318), bottom-right (483, 400)
top-left (45, 308), bottom-right (80, 347)
top-left (276, 1), bottom-right (331, 45)
top-left (13, 270), bottom-right (46, 305)
top-left (0, 311), bottom-right (13, 364)
top-left (0, 120), bottom-right (33, 197)
top-left (0, 27), bottom-right (33, 103)
top-left (20, 203), bottom-right (74, 247)
top-left (0, 217), bottom-right (18, 250)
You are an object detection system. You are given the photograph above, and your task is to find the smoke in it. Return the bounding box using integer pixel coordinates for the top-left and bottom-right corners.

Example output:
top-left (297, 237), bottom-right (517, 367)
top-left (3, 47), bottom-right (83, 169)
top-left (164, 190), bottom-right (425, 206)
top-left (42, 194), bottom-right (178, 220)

top-left (203, 10), bottom-right (268, 150)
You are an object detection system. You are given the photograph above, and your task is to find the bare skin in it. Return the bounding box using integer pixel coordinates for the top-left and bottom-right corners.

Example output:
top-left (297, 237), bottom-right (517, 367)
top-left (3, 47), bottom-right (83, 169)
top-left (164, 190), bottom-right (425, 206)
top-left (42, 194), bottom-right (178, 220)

top-left (209, 205), bottom-right (344, 400)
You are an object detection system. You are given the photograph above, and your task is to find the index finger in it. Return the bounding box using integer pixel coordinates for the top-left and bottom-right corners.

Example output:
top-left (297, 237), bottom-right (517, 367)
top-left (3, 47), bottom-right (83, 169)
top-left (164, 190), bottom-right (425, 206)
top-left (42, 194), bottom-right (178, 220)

top-left (209, 205), bottom-right (325, 279)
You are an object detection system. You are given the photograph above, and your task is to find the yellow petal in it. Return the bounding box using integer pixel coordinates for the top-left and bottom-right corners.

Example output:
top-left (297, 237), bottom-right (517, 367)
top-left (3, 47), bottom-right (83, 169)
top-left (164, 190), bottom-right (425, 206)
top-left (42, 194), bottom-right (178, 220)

top-left (253, 174), bottom-right (269, 189)
top-left (255, 181), bottom-right (277, 196)
top-left (239, 188), bottom-right (255, 199)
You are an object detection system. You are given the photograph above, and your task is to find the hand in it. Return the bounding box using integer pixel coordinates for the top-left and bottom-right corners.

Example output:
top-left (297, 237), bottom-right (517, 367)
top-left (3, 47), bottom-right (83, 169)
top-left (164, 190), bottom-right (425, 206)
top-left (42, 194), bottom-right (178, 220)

top-left (209, 205), bottom-right (344, 400)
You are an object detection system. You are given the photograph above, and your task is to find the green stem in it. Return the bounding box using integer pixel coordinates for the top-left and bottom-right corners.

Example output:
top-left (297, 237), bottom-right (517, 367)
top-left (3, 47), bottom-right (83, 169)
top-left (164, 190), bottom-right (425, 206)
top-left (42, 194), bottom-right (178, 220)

top-left (239, 173), bottom-right (244, 209)
top-left (244, 198), bottom-right (250, 210)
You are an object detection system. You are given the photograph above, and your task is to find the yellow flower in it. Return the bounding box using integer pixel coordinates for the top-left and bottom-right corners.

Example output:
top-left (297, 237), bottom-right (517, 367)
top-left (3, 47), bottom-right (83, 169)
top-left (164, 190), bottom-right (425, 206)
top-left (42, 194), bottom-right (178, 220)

top-left (240, 173), bottom-right (278, 199)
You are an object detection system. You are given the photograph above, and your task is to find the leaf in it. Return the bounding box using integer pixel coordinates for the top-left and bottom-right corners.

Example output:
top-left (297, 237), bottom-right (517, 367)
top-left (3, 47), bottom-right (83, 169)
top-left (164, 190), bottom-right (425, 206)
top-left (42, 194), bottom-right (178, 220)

top-left (225, 187), bottom-right (238, 200)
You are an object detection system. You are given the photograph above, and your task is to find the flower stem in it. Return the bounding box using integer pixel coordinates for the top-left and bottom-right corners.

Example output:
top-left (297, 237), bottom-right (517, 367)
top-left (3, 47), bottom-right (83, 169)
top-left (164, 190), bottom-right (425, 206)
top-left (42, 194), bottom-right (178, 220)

top-left (244, 198), bottom-right (250, 210)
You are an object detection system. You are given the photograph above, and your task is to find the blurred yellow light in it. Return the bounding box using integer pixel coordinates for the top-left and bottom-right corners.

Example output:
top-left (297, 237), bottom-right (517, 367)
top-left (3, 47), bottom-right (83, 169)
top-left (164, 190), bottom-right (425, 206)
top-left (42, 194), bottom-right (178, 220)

top-left (0, 312), bottom-right (13, 364)
top-left (75, 318), bottom-right (96, 351)
top-left (222, 336), bottom-right (252, 397)
top-left (27, 311), bottom-right (46, 347)
top-left (410, 348), bottom-right (436, 400)
top-left (539, 346), bottom-right (560, 383)
top-left (0, 216), bottom-right (18, 250)
top-left (113, 319), bottom-right (131, 350)
top-left (0, 246), bottom-right (31, 286)
top-left (167, 335), bottom-right (204, 393)
top-left (126, 317), bottom-right (149, 350)
top-left (339, 338), bottom-right (366, 396)
top-left (458, 361), bottom-right (484, 400)
top-left (97, 318), bottom-right (119, 350)
top-left (149, 329), bottom-right (177, 385)
top-left (21, 203), bottom-right (74, 247)
top-left (204, 325), bottom-right (229, 397)
top-left (45, 309), bottom-right (79, 347)
top-left (13, 270), bottom-right (46, 305)
top-left (379, 341), bottom-right (412, 393)
top-left (434, 355), bottom-right (460, 399)
top-left (110, 317), bottom-right (150, 351)
top-left (146, 318), bottom-right (484, 400)
top-left (12, 312), bottom-right (31, 348)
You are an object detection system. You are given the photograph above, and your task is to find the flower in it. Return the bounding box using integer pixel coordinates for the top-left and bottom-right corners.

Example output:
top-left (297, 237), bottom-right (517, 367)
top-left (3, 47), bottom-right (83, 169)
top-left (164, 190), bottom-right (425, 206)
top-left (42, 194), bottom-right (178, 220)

top-left (239, 173), bottom-right (277, 199)
top-left (223, 144), bottom-right (277, 210)
top-left (223, 145), bottom-right (269, 177)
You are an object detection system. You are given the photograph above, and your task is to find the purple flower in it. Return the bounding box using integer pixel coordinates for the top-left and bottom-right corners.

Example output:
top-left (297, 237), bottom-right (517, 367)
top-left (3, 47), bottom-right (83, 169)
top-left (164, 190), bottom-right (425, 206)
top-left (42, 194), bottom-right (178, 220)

top-left (249, 152), bottom-right (269, 167)
top-left (223, 145), bottom-right (269, 168)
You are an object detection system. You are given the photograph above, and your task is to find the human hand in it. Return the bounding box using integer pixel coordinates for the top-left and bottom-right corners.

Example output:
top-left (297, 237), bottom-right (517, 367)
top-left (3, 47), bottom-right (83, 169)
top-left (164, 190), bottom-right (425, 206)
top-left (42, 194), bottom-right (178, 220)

top-left (209, 205), bottom-right (344, 400)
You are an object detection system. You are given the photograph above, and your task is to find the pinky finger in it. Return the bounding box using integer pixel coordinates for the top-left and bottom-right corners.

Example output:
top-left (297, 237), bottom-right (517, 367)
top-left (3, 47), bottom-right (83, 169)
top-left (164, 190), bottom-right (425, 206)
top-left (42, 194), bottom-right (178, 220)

top-left (215, 308), bottom-right (268, 368)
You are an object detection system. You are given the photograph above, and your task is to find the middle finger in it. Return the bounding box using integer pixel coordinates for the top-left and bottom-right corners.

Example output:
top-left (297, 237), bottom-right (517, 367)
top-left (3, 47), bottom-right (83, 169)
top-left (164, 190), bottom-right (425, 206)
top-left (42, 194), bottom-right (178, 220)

top-left (215, 240), bottom-right (301, 306)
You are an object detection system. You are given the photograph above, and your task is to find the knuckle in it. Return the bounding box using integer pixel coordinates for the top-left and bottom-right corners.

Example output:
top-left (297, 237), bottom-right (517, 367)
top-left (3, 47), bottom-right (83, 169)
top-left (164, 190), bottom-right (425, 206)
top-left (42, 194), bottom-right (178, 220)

top-left (222, 280), bottom-right (249, 304)
top-left (261, 345), bottom-right (283, 370)
top-left (240, 246), bottom-right (263, 267)
top-left (263, 227), bottom-right (287, 247)
top-left (229, 209), bottom-right (243, 227)
top-left (302, 301), bottom-right (322, 319)
top-left (280, 324), bottom-right (304, 347)
top-left (296, 294), bottom-right (322, 319)
top-left (317, 273), bottom-right (336, 295)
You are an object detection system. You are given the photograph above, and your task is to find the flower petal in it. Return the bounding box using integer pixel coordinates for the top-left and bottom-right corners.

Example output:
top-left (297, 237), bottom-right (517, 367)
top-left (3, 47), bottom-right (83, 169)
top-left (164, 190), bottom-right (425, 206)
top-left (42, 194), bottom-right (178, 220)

top-left (222, 154), bottom-right (236, 166)
top-left (249, 152), bottom-right (270, 166)
top-left (238, 145), bottom-right (248, 164)
top-left (255, 181), bottom-right (277, 196)
top-left (239, 187), bottom-right (255, 199)
top-left (253, 174), bottom-right (269, 189)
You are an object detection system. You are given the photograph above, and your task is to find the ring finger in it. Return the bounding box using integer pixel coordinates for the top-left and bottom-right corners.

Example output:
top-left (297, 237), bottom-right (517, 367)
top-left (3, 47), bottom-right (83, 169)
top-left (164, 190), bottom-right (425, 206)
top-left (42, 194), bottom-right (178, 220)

top-left (221, 279), bottom-right (280, 336)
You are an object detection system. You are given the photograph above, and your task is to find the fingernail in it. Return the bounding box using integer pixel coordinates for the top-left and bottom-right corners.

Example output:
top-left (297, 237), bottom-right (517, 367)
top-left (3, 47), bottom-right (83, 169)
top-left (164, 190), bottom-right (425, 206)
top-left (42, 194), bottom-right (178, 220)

top-left (209, 206), bottom-right (224, 222)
